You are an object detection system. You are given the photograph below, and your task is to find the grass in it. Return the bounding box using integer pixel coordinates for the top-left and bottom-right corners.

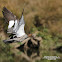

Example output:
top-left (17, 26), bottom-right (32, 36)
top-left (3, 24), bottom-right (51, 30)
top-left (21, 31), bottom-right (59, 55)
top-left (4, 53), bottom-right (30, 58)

top-left (0, 38), bottom-right (15, 62)
top-left (36, 27), bottom-right (62, 49)
top-left (0, 0), bottom-right (62, 34)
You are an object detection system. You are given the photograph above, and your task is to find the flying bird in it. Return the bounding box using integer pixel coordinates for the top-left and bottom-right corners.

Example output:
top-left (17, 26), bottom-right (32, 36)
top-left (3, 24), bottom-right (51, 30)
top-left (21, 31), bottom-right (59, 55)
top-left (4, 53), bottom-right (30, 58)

top-left (2, 7), bottom-right (30, 42)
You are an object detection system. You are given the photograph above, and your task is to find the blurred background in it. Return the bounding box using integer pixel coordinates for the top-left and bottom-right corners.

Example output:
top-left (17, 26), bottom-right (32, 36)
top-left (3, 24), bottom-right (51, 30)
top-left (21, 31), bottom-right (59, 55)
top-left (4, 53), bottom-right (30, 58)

top-left (0, 0), bottom-right (62, 62)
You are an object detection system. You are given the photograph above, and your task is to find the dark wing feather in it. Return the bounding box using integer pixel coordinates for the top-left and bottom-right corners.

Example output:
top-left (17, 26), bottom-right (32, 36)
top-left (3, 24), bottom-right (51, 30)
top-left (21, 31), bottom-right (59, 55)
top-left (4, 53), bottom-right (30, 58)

top-left (2, 7), bottom-right (16, 23)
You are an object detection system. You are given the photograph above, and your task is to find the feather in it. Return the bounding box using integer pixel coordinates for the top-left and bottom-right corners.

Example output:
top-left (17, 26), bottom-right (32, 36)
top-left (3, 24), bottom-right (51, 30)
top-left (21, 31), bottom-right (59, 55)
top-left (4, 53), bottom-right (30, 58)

top-left (2, 7), bottom-right (27, 38)
top-left (2, 7), bottom-right (16, 23)
top-left (8, 20), bottom-right (14, 29)
top-left (16, 14), bottom-right (26, 37)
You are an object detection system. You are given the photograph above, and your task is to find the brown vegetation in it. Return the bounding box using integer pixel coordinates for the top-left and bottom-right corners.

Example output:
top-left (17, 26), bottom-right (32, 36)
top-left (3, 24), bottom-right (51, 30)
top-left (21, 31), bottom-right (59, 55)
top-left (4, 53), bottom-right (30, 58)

top-left (0, 0), bottom-right (62, 62)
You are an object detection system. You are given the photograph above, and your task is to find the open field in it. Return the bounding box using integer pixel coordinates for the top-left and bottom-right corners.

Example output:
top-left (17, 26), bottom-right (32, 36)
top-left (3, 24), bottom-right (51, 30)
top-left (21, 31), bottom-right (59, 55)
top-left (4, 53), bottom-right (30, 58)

top-left (0, 0), bottom-right (62, 62)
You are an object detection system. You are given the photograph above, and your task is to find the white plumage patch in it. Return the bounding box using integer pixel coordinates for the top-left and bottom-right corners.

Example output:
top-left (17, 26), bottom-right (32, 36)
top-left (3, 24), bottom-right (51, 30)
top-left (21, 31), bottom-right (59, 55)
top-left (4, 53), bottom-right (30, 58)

top-left (8, 20), bottom-right (14, 29)
top-left (13, 20), bottom-right (18, 32)
top-left (16, 24), bottom-right (25, 37)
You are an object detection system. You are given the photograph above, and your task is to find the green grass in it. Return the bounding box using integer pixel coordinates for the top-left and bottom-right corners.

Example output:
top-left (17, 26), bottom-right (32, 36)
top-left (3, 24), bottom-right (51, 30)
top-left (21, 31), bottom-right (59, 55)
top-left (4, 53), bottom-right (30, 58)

top-left (36, 27), bottom-right (62, 49)
top-left (0, 38), bottom-right (15, 62)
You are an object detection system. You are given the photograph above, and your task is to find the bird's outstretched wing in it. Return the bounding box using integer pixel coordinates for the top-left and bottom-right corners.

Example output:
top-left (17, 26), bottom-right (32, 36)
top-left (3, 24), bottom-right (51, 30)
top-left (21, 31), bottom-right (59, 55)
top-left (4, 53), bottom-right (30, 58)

top-left (16, 12), bottom-right (25, 37)
top-left (2, 7), bottom-right (16, 23)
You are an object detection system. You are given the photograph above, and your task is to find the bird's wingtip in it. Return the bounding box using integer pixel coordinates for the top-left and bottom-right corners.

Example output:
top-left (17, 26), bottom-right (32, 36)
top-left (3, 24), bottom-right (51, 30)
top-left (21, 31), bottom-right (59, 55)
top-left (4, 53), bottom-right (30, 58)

top-left (22, 8), bottom-right (24, 15)
top-left (2, 6), bottom-right (8, 11)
